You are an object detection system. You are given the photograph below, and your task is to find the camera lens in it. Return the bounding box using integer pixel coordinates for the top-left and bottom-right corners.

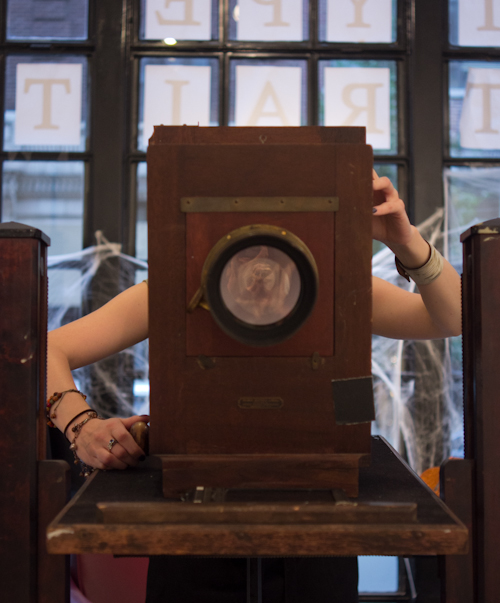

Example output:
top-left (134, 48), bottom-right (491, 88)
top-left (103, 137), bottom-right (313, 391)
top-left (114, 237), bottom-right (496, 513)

top-left (220, 245), bottom-right (301, 327)
top-left (202, 225), bottom-right (318, 346)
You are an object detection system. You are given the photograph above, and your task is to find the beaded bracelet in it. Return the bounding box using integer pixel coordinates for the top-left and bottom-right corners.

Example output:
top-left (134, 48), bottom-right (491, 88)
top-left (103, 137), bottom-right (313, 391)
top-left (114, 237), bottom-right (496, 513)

top-left (69, 411), bottom-right (103, 477)
top-left (46, 389), bottom-right (87, 428)
top-left (63, 409), bottom-right (95, 439)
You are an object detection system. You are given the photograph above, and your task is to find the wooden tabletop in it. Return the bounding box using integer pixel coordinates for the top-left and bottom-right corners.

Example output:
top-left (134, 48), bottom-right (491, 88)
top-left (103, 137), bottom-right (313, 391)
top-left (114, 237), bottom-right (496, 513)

top-left (47, 437), bottom-right (467, 557)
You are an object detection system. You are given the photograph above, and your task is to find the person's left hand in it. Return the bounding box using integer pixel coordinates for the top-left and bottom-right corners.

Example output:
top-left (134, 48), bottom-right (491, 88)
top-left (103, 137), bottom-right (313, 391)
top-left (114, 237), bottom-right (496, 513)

top-left (372, 170), bottom-right (413, 248)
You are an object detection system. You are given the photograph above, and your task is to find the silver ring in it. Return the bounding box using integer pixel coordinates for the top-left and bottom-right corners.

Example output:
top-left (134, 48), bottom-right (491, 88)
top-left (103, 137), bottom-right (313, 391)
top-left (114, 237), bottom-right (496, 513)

top-left (107, 438), bottom-right (117, 451)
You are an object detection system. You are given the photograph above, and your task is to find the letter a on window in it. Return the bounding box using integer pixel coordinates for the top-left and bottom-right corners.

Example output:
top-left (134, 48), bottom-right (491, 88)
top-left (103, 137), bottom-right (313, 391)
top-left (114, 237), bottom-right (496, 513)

top-left (234, 65), bottom-right (302, 126)
top-left (15, 63), bottom-right (82, 146)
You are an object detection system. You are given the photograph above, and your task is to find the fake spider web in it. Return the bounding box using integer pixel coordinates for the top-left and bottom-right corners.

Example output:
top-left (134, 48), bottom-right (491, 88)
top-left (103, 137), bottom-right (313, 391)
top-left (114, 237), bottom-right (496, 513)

top-left (371, 209), bottom-right (462, 474)
top-left (48, 232), bottom-right (150, 420)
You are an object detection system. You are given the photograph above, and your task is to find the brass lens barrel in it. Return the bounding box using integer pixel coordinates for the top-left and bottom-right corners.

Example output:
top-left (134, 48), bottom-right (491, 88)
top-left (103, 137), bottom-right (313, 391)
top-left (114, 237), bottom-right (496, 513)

top-left (201, 225), bottom-right (318, 347)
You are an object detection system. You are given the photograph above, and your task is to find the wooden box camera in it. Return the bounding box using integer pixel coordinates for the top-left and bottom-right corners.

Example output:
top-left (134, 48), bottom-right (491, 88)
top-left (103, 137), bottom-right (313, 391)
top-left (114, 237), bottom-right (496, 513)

top-left (147, 126), bottom-right (374, 497)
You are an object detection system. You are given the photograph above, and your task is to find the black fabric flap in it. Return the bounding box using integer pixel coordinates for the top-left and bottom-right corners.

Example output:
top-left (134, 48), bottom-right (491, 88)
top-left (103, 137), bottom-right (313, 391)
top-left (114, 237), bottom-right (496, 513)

top-left (332, 376), bottom-right (375, 425)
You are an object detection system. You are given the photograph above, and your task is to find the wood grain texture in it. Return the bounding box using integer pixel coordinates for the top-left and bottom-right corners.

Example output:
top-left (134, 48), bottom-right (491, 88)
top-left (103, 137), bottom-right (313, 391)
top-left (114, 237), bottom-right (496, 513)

top-left (440, 458), bottom-right (473, 603)
top-left (97, 501), bottom-right (417, 525)
top-left (38, 460), bottom-right (70, 603)
top-left (462, 223), bottom-right (500, 603)
top-left (159, 453), bottom-right (366, 497)
top-left (149, 125), bottom-right (366, 146)
top-left (47, 522), bottom-right (467, 557)
top-left (159, 454), bottom-right (364, 496)
top-left (0, 235), bottom-right (46, 603)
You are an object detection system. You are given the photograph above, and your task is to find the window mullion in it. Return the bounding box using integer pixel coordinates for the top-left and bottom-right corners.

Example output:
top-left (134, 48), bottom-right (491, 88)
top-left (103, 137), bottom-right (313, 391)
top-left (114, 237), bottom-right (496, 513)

top-left (86, 0), bottom-right (128, 249)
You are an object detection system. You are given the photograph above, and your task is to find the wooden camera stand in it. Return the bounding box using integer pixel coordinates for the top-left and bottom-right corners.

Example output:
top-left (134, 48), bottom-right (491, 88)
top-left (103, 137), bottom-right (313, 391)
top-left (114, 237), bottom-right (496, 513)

top-left (147, 126), bottom-right (375, 498)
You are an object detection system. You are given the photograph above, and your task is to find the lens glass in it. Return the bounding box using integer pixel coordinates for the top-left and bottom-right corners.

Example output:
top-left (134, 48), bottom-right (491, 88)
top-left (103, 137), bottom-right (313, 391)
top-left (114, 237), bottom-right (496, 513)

top-left (220, 245), bottom-right (301, 326)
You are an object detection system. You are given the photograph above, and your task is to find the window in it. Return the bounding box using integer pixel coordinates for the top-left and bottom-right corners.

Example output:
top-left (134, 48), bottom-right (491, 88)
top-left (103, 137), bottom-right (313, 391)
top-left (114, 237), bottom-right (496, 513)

top-left (1, 3), bottom-right (468, 596)
top-left (129, 0), bottom-right (407, 263)
top-left (2, 160), bottom-right (85, 255)
top-left (1, 7), bottom-right (90, 256)
top-left (6, 0), bottom-right (89, 41)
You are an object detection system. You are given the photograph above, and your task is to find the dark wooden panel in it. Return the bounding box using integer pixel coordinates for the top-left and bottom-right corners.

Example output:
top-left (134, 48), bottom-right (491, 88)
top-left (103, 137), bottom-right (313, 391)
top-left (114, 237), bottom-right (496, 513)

top-left (38, 460), bottom-right (70, 603)
top-left (461, 220), bottom-right (500, 603)
top-left (97, 500), bottom-right (417, 524)
top-left (0, 229), bottom-right (47, 603)
top-left (440, 458), bottom-right (474, 603)
top-left (159, 453), bottom-right (367, 497)
top-left (176, 357), bottom-right (369, 455)
top-left (47, 522), bottom-right (468, 557)
top-left (150, 125), bottom-right (366, 146)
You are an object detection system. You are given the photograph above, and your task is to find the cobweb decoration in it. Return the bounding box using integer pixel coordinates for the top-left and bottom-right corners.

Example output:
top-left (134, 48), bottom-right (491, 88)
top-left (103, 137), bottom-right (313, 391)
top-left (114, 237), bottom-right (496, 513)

top-left (374, 166), bottom-right (500, 473)
top-left (371, 209), bottom-right (462, 474)
top-left (47, 217), bottom-right (464, 474)
top-left (48, 232), bottom-right (149, 420)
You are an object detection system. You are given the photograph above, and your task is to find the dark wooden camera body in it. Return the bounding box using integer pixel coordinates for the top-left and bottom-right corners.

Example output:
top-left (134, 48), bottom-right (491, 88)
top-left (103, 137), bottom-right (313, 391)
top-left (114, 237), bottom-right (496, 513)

top-left (147, 126), bottom-right (374, 497)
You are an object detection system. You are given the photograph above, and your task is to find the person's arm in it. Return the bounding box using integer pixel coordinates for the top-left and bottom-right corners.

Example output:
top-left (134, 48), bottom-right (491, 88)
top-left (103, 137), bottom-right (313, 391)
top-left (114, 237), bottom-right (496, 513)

top-left (47, 281), bottom-right (150, 470)
top-left (371, 172), bottom-right (461, 340)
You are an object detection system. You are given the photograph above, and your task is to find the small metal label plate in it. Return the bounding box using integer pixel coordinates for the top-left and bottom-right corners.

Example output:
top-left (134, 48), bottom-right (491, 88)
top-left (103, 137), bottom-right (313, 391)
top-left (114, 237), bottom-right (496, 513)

top-left (181, 197), bottom-right (339, 213)
top-left (238, 397), bottom-right (284, 409)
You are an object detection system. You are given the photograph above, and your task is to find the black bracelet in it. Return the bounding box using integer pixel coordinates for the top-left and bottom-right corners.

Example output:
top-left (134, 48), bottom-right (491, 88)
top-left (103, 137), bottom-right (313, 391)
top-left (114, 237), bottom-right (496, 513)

top-left (64, 408), bottom-right (94, 439)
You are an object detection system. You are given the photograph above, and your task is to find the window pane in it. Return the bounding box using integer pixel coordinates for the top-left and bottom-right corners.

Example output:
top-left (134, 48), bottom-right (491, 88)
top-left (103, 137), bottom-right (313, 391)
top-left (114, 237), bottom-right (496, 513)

top-left (443, 166), bottom-right (500, 460)
top-left (445, 166), bottom-right (500, 269)
top-left (374, 163), bottom-right (398, 185)
top-left (2, 161), bottom-right (85, 256)
top-left (140, 0), bottom-right (219, 41)
top-left (358, 556), bottom-right (399, 593)
top-left (318, 0), bottom-right (397, 43)
top-left (47, 249), bottom-right (150, 417)
top-left (4, 55), bottom-right (89, 153)
top-left (136, 162), bottom-right (148, 260)
top-left (449, 61), bottom-right (500, 158)
top-left (228, 0), bottom-right (309, 42)
top-left (137, 57), bottom-right (219, 151)
top-left (319, 60), bottom-right (398, 154)
top-left (47, 268), bottom-right (83, 322)
top-left (229, 59), bottom-right (308, 126)
top-left (449, 0), bottom-right (500, 47)
top-left (6, 0), bottom-right (89, 41)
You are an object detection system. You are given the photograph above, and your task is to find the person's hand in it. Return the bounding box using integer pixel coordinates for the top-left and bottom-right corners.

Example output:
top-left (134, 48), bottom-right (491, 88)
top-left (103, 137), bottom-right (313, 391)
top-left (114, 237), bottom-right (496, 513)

top-left (372, 170), bottom-right (413, 248)
top-left (70, 414), bottom-right (150, 470)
